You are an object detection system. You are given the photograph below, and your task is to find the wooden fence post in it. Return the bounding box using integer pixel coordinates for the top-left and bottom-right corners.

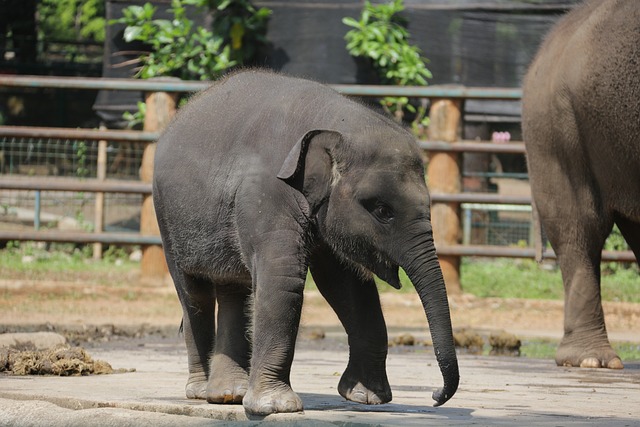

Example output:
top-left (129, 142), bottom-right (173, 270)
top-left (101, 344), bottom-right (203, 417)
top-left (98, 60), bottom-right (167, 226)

top-left (427, 98), bottom-right (463, 294)
top-left (93, 126), bottom-right (107, 260)
top-left (140, 86), bottom-right (177, 281)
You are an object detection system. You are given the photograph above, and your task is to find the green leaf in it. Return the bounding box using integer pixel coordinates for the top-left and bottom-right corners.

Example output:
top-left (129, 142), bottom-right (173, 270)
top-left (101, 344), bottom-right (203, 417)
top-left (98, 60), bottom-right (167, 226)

top-left (217, 0), bottom-right (232, 10)
top-left (123, 26), bottom-right (143, 42)
top-left (342, 17), bottom-right (361, 28)
top-left (255, 8), bottom-right (272, 18)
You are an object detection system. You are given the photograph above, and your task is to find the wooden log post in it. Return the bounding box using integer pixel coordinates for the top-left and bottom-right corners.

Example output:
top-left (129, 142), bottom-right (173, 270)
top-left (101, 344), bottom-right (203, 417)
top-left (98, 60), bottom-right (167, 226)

top-left (93, 127), bottom-right (107, 260)
top-left (140, 86), bottom-right (177, 280)
top-left (426, 98), bottom-right (463, 295)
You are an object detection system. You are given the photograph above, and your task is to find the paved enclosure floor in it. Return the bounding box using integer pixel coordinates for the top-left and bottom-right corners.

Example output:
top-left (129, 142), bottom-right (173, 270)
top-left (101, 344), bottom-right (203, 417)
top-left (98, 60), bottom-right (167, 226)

top-left (1, 335), bottom-right (639, 426)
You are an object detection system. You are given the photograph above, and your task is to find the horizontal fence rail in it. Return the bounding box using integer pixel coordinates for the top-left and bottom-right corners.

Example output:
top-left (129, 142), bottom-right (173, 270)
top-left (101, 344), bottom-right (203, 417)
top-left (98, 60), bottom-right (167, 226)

top-left (431, 193), bottom-right (531, 205)
top-left (0, 176), bottom-right (150, 194)
top-left (0, 126), bottom-right (159, 142)
top-left (419, 140), bottom-right (526, 154)
top-left (436, 245), bottom-right (636, 263)
top-left (0, 176), bottom-right (536, 204)
top-left (0, 75), bottom-right (209, 93)
top-left (0, 230), bottom-right (161, 245)
top-left (0, 129), bottom-right (526, 151)
top-left (0, 74), bottom-right (523, 99)
top-left (0, 228), bottom-right (633, 263)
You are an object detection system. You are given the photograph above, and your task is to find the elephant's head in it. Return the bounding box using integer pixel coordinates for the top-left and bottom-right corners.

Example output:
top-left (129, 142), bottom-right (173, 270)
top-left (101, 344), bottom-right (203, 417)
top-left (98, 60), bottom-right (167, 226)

top-left (278, 126), bottom-right (459, 407)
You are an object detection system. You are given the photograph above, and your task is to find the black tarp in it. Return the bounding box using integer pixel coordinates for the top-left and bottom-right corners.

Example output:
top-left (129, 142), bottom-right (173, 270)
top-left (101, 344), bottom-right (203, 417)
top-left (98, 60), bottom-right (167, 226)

top-left (95, 0), bottom-right (581, 128)
top-left (258, 0), bottom-right (579, 86)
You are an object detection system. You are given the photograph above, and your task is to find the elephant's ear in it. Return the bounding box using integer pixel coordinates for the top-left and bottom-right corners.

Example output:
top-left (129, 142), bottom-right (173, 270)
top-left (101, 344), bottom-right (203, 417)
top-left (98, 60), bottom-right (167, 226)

top-left (277, 129), bottom-right (342, 206)
top-left (277, 129), bottom-right (342, 182)
top-left (278, 130), bottom-right (336, 179)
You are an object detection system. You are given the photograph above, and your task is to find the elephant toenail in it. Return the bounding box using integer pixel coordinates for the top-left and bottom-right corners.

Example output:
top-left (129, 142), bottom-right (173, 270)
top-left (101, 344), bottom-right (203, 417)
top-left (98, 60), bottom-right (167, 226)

top-left (608, 358), bottom-right (624, 369)
top-left (580, 358), bottom-right (601, 368)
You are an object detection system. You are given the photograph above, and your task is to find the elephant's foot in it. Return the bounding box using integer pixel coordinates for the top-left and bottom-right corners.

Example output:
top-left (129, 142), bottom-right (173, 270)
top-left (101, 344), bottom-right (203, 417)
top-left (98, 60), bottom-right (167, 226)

top-left (185, 378), bottom-right (208, 399)
top-left (206, 380), bottom-right (248, 404)
top-left (338, 363), bottom-right (392, 404)
top-left (206, 362), bottom-right (249, 404)
top-left (242, 383), bottom-right (303, 415)
top-left (556, 336), bottom-right (624, 369)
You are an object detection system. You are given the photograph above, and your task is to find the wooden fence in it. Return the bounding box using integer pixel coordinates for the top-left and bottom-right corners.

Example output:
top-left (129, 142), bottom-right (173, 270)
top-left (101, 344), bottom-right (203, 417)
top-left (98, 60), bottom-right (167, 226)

top-left (0, 75), bottom-right (635, 292)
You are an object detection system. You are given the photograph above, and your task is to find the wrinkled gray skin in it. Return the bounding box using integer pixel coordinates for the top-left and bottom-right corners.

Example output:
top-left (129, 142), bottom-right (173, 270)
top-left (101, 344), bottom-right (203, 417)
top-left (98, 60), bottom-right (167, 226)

top-left (523, 0), bottom-right (639, 370)
top-left (153, 70), bottom-right (459, 415)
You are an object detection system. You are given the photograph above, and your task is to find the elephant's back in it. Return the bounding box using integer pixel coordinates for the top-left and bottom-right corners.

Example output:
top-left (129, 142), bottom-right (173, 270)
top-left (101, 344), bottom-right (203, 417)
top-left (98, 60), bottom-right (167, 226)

top-left (523, 0), bottom-right (640, 217)
top-left (156, 70), bottom-right (359, 169)
top-left (523, 0), bottom-right (640, 151)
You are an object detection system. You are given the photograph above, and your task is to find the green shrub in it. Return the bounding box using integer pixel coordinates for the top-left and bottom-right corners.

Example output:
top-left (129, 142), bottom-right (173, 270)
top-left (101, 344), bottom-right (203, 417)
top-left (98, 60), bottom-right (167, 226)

top-left (114, 0), bottom-right (234, 80)
top-left (115, 0), bottom-right (270, 127)
top-left (343, 0), bottom-right (432, 134)
top-left (113, 0), bottom-right (270, 81)
top-left (39, 0), bottom-right (106, 42)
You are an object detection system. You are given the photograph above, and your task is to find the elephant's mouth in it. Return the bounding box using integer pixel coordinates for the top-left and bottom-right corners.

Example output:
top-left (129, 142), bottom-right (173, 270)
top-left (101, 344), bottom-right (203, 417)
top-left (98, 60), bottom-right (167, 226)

top-left (373, 262), bottom-right (401, 289)
top-left (330, 241), bottom-right (401, 289)
top-left (362, 252), bottom-right (401, 289)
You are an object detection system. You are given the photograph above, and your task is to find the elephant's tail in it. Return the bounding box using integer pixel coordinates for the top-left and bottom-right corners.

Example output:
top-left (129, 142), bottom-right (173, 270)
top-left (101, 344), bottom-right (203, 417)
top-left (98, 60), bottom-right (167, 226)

top-left (531, 198), bottom-right (545, 263)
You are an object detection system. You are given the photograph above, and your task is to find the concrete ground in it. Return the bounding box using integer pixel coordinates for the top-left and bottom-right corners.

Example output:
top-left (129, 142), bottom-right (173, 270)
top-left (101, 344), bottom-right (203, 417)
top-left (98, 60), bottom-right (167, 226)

top-left (1, 333), bottom-right (639, 427)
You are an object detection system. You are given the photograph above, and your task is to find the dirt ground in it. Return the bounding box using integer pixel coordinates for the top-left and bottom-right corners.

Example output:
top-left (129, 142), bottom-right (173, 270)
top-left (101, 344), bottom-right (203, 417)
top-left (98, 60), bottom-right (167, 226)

top-left (1, 271), bottom-right (639, 345)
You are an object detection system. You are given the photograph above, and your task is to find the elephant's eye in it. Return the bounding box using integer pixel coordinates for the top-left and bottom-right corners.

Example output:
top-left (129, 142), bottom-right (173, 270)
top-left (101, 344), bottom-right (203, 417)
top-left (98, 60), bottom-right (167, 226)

top-left (363, 199), bottom-right (395, 224)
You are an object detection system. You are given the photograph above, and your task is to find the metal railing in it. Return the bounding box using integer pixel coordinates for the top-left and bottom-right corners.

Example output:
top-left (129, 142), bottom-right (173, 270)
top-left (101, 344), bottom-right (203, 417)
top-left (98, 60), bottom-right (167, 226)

top-left (0, 74), bottom-right (523, 99)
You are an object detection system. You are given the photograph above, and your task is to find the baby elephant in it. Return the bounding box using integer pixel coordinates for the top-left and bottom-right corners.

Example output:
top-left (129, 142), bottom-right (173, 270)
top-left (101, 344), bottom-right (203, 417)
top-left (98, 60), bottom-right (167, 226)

top-left (153, 70), bottom-right (459, 415)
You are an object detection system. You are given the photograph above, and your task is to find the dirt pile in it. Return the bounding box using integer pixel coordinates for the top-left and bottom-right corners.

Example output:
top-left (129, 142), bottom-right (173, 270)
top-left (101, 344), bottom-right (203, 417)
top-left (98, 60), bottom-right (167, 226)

top-left (386, 329), bottom-right (523, 357)
top-left (0, 343), bottom-right (116, 376)
top-left (453, 329), bottom-right (485, 354)
top-left (489, 331), bottom-right (522, 356)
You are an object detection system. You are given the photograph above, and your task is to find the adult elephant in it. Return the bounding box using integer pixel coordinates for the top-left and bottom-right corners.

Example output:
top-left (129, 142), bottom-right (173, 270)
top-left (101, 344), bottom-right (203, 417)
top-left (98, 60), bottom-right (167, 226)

top-left (153, 70), bottom-right (459, 414)
top-left (522, 0), bottom-right (639, 369)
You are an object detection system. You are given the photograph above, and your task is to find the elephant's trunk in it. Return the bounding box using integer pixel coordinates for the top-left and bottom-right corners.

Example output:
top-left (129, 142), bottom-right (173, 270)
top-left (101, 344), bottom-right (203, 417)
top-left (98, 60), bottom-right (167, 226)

top-left (401, 231), bottom-right (459, 407)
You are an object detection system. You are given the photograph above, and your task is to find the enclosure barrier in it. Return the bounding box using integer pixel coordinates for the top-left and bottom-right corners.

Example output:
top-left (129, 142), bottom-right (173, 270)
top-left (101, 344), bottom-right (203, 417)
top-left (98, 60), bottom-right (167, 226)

top-left (0, 75), bottom-right (635, 290)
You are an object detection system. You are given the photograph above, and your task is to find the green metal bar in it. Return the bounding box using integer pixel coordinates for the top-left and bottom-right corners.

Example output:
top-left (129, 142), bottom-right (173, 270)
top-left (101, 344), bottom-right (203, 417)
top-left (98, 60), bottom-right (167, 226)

top-left (419, 140), bottom-right (526, 154)
top-left (431, 193), bottom-right (531, 205)
top-left (0, 75), bottom-right (208, 93)
top-left (333, 84), bottom-right (522, 99)
top-left (0, 177), bottom-right (152, 194)
top-left (463, 172), bottom-right (529, 179)
top-left (0, 230), bottom-right (162, 245)
top-left (0, 126), bottom-right (159, 142)
top-left (0, 75), bottom-right (523, 99)
top-left (1, 176), bottom-right (532, 204)
top-left (436, 245), bottom-right (636, 262)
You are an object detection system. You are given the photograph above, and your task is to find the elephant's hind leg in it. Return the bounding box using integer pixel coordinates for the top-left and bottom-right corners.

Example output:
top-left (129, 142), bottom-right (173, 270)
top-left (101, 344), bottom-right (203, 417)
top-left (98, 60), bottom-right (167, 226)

top-left (542, 204), bottom-right (621, 369)
top-left (168, 263), bottom-right (216, 399)
top-left (555, 261), bottom-right (623, 370)
top-left (310, 245), bottom-right (391, 405)
top-left (206, 282), bottom-right (251, 404)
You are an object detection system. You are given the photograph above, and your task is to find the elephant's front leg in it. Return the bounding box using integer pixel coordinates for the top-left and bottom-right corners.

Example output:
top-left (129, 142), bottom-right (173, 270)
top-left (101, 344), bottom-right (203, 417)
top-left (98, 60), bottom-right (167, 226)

top-left (242, 236), bottom-right (306, 415)
top-left (310, 246), bottom-right (392, 405)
